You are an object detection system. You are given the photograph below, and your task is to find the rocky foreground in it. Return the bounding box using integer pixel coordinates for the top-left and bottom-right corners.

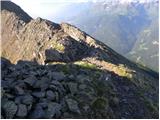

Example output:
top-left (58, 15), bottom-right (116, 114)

top-left (1, 1), bottom-right (159, 119)
top-left (1, 57), bottom-right (159, 119)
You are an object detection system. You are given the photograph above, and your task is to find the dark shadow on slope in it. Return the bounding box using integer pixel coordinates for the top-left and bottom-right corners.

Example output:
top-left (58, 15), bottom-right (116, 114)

top-left (44, 36), bottom-right (97, 63)
top-left (44, 35), bottom-right (159, 80)
top-left (1, 57), bottom-right (159, 119)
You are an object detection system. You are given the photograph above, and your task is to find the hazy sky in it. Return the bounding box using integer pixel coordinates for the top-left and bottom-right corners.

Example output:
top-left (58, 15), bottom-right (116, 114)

top-left (11, 0), bottom-right (96, 22)
top-left (11, 0), bottom-right (154, 22)
top-left (11, 0), bottom-right (72, 20)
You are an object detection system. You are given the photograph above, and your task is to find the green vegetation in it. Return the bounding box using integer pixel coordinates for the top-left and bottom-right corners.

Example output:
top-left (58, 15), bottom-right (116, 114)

top-left (51, 40), bottom-right (65, 52)
top-left (47, 61), bottom-right (66, 65)
top-left (91, 78), bottom-right (108, 97)
top-left (91, 97), bottom-right (108, 110)
top-left (74, 61), bottom-right (97, 69)
top-left (61, 64), bottom-right (70, 74)
top-left (115, 65), bottom-right (133, 79)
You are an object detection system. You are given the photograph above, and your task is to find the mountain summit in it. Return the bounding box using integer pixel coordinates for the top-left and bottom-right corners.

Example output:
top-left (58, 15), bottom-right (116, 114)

top-left (1, 1), bottom-right (159, 119)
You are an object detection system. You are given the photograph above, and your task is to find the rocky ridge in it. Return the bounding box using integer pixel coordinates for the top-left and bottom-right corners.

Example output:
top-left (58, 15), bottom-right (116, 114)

top-left (1, 1), bottom-right (159, 119)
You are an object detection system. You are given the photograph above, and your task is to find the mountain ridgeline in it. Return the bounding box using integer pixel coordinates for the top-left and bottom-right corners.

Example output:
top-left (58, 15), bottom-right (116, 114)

top-left (64, 0), bottom-right (159, 72)
top-left (1, 1), bottom-right (159, 119)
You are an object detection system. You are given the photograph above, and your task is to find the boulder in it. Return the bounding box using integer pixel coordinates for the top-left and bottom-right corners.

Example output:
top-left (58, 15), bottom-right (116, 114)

top-left (46, 102), bottom-right (62, 118)
top-left (2, 100), bottom-right (17, 118)
top-left (32, 91), bottom-right (45, 98)
top-left (21, 94), bottom-right (33, 105)
top-left (29, 105), bottom-right (45, 119)
top-left (66, 99), bottom-right (80, 114)
top-left (14, 86), bottom-right (25, 95)
top-left (16, 104), bottom-right (27, 117)
top-left (46, 90), bottom-right (56, 100)
top-left (50, 72), bottom-right (65, 81)
top-left (23, 76), bottom-right (37, 86)
top-left (68, 82), bottom-right (78, 95)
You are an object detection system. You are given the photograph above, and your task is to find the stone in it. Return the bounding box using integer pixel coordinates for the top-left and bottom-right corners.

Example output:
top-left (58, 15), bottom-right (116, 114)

top-left (45, 49), bottom-right (62, 62)
top-left (2, 100), bottom-right (17, 119)
top-left (50, 72), bottom-right (65, 81)
top-left (29, 106), bottom-right (45, 119)
top-left (62, 112), bottom-right (71, 118)
top-left (15, 96), bottom-right (22, 104)
top-left (79, 84), bottom-right (87, 90)
top-left (33, 78), bottom-right (49, 90)
top-left (36, 102), bottom-right (48, 109)
top-left (7, 71), bottom-right (20, 78)
top-left (55, 92), bottom-right (59, 102)
top-left (50, 81), bottom-right (65, 98)
top-left (14, 86), bottom-right (24, 95)
top-left (23, 76), bottom-right (37, 86)
top-left (16, 104), bottom-right (27, 117)
top-left (68, 75), bottom-right (75, 80)
top-left (66, 99), bottom-right (80, 114)
top-left (21, 94), bottom-right (33, 105)
top-left (51, 80), bottom-right (61, 86)
top-left (83, 105), bottom-right (90, 112)
top-left (68, 82), bottom-right (78, 95)
top-left (27, 104), bottom-right (32, 111)
top-left (1, 80), bottom-right (10, 89)
top-left (76, 75), bottom-right (89, 83)
top-left (32, 91), bottom-right (45, 98)
top-left (60, 99), bottom-right (68, 113)
top-left (46, 102), bottom-right (62, 118)
top-left (5, 93), bottom-right (14, 99)
top-left (112, 97), bottom-right (119, 106)
top-left (49, 84), bottom-right (58, 91)
top-left (46, 90), bottom-right (56, 100)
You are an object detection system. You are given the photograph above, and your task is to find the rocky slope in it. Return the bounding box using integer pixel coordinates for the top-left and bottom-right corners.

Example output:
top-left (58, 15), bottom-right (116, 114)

top-left (1, 1), bottom-right (159, 119)
top-left (64, 0), bottom-right (158, 72)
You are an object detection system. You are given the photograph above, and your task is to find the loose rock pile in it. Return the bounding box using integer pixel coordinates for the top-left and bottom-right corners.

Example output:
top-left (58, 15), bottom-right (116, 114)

top-left (1, 58), bottom-right (111, 118)
top-left (1, 57), bottom-right (158, 119)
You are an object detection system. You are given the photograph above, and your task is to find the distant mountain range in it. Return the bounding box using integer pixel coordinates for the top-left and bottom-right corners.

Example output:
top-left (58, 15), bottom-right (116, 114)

top-left (87, 0), bottom-right (158, 4)
top-left (54, 0), bottom-right (158, 72)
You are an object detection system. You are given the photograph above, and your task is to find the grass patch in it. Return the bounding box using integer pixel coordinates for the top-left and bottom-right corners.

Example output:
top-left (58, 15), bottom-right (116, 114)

top-left (91, 97), bottom-right (108, 110)
top-left (74, 61), bottom-right (97, 69)
top-left (116, 64), bottom-right (133, 79)
top-left (51, 40), bottom-right (65, 52)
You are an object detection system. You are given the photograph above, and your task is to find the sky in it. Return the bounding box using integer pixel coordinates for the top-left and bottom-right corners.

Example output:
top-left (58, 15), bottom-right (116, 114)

top-left (11, 0), bottom-right (71, 20)
top-left (11, 0), bottom-right (156, 22)
top-left (11, 0), bottom-right (96, 22)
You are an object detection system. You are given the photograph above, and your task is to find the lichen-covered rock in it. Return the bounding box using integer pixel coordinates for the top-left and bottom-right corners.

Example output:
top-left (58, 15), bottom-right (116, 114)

top-left (2, 100), bottom-right (17, 118)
